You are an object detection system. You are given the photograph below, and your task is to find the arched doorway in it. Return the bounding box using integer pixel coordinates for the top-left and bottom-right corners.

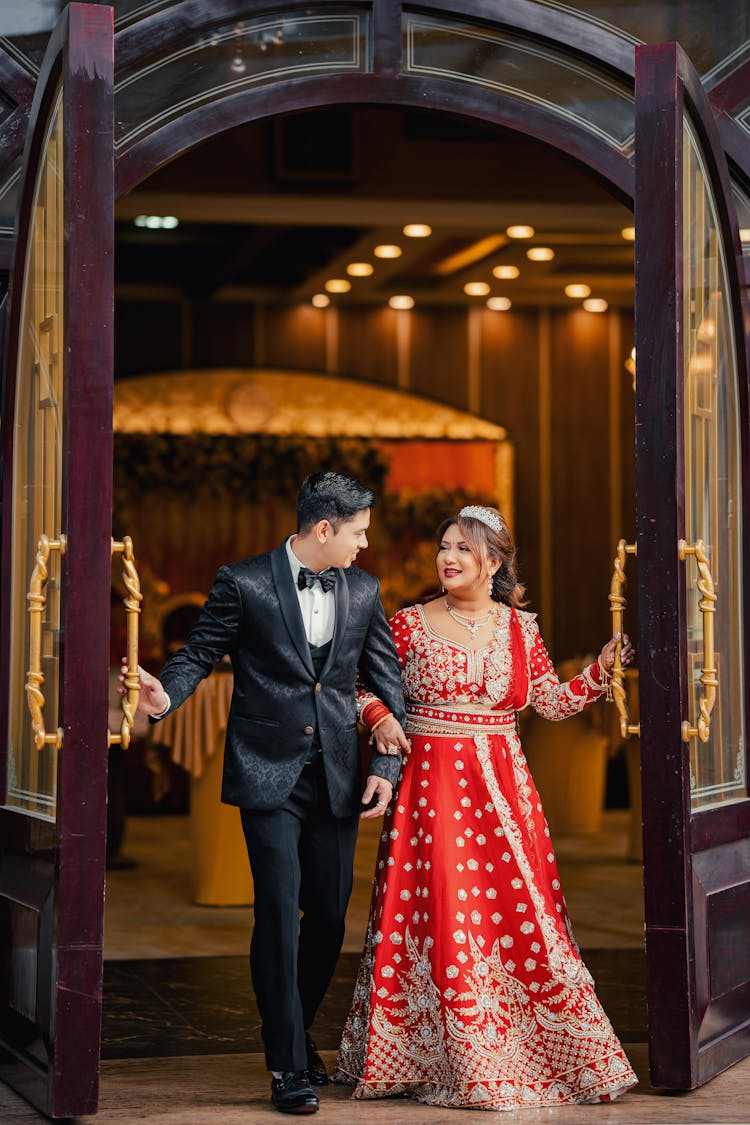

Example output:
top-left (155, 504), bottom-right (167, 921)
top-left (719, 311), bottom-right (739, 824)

top-left (0, 2), bottom-right (748, 1116)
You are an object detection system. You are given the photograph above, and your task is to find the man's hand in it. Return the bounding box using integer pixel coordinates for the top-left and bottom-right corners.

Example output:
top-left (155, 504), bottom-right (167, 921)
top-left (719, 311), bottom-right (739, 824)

top-left (121, 658), bottom-right (170, 717)
top-left (360, 775), bottom-right (393, 820)
top-left (371, 715), bottom-right (410, 758)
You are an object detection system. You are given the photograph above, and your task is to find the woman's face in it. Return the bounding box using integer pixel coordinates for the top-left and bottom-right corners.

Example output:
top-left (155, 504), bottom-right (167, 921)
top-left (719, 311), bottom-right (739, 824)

top-left (437, 523), bottom-right (492, 597)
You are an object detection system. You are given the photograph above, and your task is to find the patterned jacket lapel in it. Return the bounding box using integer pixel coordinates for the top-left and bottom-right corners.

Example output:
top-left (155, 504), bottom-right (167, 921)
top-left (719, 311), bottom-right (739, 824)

top-left (270, 542), bottom-right (314, 677)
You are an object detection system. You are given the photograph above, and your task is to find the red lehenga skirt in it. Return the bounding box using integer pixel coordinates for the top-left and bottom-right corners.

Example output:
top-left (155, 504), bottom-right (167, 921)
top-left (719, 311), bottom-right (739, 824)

top-left (334, 704), bottom-right (638, 1110)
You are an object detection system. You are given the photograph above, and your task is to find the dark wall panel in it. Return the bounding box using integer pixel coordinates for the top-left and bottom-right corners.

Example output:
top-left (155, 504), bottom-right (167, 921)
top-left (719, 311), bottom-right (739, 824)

top-left (480, 308), bottom-right (541, 617)
top-left (410, 309), bottom-right (468, 410)
top-left (115, 300), bottom-right (182, 378)
top-left (550, 308), bottom-right (611, 659)
top-left (338, 307), bottom-right (398, 386)
top-left (263, 304), bottom-right (326, 370)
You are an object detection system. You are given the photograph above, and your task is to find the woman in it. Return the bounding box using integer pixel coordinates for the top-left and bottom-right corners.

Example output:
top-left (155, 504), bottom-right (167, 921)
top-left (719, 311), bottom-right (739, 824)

top-left (335, 505), bottom-right (638, 1110)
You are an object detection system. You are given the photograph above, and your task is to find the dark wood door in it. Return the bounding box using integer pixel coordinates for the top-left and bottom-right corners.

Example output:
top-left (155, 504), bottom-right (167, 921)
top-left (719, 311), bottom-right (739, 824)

top-left (635, 43), bottom-right (750, 1088)
top-left (0, 4), bottom-right (114, 1117)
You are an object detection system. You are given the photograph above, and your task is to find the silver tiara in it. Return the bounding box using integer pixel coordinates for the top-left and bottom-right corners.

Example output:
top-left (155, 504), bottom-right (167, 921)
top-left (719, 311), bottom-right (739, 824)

top-left (459, 505), bottom-right (503, 533)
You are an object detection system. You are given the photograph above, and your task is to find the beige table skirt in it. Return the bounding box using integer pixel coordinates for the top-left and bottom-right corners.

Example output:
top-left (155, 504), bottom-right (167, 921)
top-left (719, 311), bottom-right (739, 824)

top-left (157, 671), bottom-right (253, 906)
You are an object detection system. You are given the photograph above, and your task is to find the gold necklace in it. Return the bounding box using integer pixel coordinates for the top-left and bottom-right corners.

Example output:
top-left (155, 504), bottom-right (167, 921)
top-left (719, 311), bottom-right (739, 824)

top-left (445, 599), bottom-right (496, 639)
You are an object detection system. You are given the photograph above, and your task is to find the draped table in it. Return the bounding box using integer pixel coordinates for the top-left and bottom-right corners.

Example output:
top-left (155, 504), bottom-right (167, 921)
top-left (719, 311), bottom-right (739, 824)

top-left (157, 668), bottom-right (253, 905)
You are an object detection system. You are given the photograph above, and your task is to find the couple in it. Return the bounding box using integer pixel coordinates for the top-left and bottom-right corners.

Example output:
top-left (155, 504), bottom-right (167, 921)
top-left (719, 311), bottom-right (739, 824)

top-left (135, 472), bottom-right (637, 1114)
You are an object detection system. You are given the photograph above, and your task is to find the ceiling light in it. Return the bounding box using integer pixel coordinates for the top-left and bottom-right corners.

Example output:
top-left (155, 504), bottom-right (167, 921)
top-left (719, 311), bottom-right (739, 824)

top-left (582, 297), bottom-right (608, 312)
top-left (486, 297), bottom-right (512, 311)
top-left (374, 244), bottom-right (402, 259)
top-left (346, 262), bottom-right (374, 277)
top-left (492, 265), bottom-right (520, 280)
top-left (526, 247), bottom-right (554, 261)
top-left (740, 227), bottom-right (750, 244)
top-left (403, 224), bottom-right (432, 238)
top-left (464, 281), bottom-right (490, 296)
top-left (134, 214), bottom-right (179, 229)
top-left (325, 278), bottom-right (351, 293)
top-left (621, 226), bottom-right (636, 241)
top-left (565, 283), bottom-right (591, 298)
top-left (506, 225), bottom-right (535, 239)
top-left (311, 293), bottom-right (330, 308)
top-left (389, 295), bottom-right (414, 310)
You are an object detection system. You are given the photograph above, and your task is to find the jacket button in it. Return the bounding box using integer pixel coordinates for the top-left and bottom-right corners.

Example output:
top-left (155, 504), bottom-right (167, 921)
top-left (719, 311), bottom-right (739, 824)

top-left (315, 682), bottom-right (322, 693)
top-left (304, 725), bottom-right (314, 735)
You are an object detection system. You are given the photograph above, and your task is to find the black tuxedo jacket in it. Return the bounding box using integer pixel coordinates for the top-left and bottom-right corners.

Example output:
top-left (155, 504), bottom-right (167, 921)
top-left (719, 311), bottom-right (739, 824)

top-left (156, 542), bottom-right (406, 817)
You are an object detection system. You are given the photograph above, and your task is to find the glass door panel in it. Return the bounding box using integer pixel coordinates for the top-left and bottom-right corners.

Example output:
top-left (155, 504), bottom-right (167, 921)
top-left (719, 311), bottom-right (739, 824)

top-left (6, 88), bottom-right (63, 819)
top-left (682, 119), bottom-right (746, 809)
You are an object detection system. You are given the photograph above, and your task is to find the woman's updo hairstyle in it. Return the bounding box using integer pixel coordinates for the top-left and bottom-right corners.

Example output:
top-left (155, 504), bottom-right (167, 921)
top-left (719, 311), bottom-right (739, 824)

top-left (437, 507), bottom-right (526, 608)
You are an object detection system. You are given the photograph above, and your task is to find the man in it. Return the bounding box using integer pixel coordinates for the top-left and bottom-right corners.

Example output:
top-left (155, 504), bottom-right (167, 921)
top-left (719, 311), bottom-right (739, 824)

top-left (134, 472), bottom-right (408, 1115)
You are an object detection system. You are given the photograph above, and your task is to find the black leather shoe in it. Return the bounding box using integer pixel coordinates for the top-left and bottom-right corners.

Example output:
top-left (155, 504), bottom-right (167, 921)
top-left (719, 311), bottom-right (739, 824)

top-left (270, 1071), bottom-right (319, 1114)
top-left (305, 1033), bottom-right (328, 1086)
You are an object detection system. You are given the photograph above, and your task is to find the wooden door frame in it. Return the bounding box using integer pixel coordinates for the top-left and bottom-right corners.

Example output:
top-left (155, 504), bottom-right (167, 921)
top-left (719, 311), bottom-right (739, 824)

top-left (634, 42), bottom-right (750, 1088)
top-left (0, 4), bottom-right (113, 1116)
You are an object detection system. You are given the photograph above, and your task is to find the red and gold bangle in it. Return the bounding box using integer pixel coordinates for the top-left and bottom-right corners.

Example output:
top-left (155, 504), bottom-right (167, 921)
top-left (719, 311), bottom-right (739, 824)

top-left (362, 700), bottom-right (392, 742)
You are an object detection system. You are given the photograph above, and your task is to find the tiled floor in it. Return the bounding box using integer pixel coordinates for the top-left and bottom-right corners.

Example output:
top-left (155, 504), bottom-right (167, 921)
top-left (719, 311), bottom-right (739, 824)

top-left (4, 812), bottom-right (750, 1123)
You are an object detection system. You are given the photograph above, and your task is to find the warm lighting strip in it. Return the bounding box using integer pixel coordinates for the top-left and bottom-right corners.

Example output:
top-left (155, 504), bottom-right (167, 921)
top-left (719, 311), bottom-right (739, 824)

top-left (433, 234), bottom-right (507, 276)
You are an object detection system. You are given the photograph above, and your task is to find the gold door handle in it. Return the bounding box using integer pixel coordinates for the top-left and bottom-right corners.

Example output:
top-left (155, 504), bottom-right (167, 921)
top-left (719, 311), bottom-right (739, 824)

top-left (678, 539), bottom-right (717, 743)
top-left (25, 534), bottom-right (65, 751)
top-left (109, 536), bottom-right (142, 749)
top-left (608, 538), bottom-right (639, 739)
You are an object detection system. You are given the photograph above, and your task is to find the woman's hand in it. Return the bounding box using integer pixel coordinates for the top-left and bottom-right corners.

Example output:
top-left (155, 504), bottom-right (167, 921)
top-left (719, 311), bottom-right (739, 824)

top-left (598, 632), bottom-right (634, 673)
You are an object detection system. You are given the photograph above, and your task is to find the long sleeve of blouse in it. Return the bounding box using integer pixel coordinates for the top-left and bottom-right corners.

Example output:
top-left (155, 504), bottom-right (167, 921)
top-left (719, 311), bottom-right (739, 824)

top-left (526, 619), bottom-right (608, 721)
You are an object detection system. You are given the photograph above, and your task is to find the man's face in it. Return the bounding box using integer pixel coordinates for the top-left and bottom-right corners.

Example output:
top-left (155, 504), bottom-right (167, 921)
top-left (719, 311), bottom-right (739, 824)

top-left (322, 508), bottom-right (370, 568)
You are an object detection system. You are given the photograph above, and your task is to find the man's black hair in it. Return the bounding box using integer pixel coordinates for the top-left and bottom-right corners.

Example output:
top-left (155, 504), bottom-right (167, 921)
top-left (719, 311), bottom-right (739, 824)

top-left (296, 472), bottom-right (375, 533)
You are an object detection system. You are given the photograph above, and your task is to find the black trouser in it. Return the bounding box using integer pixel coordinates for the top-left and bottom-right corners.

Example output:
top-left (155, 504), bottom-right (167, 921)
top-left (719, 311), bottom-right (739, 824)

top-left (240, 756), bottom-right (359, 1072)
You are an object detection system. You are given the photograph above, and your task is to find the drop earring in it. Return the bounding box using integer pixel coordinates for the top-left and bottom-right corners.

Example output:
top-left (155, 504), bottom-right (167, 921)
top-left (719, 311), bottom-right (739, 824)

top-left (487, 574), bottom-right (494, 596)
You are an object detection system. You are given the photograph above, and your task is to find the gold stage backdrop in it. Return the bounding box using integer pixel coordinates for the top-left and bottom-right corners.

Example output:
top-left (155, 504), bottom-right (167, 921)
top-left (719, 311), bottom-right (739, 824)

top-left (112, 368), bottom-right (514, 661)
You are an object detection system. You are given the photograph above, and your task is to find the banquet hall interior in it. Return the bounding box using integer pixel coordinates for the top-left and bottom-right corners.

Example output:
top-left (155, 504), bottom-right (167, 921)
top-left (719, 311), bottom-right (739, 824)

top-left (97, 101), bottom-right (656, 1108)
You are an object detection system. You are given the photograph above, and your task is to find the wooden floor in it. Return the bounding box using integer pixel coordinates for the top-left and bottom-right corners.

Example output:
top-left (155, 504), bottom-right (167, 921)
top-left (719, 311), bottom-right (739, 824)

top-left (3, 813), bottom-right (750, 1123)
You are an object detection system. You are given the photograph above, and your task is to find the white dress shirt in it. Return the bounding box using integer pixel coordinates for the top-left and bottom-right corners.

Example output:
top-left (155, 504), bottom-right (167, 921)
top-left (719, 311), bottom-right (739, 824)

top-left (286, 536), bottom-right (336, 647)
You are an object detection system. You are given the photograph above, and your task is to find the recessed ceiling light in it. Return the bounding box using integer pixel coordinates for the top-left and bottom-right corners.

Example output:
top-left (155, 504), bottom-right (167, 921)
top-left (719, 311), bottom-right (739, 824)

top-left (740, 227), bottom-right (750, 243)
top-left (464, 281), bottom-right (490, 296)
top-left (526, 247), bottom-right (554, 261)
top-left (492, 265), bottom-right (520, 280)
top-left (403, 224), bottom-right (432, 238)
top-left (325, 279), bottom-right (351, 293)
top-left (621, 226), bottom-right (636, 241)
top-left (346, 262), bottom-right (374, 276)
top-left (486, 297), bottom-right (512, 311)
top-left (565, 283), bottom-right (591, 298)
top-left (374, 244), bottom-right (402, 259)
top-left (506, 225), bottom-right (535, 239)
top-left (582, 297), bottom-right (608, 312)
top-left (389, 295), bottom-right (414, 309)
top-left (311, 293), bottom-right (330, 308)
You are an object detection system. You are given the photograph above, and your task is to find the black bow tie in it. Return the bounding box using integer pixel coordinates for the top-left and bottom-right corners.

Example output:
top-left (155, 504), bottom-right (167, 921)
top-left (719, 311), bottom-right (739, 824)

top-left (297, 566), bottom-right (336, 593)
